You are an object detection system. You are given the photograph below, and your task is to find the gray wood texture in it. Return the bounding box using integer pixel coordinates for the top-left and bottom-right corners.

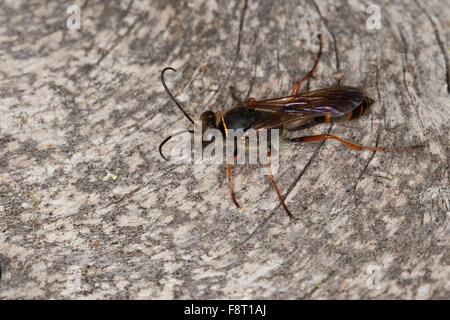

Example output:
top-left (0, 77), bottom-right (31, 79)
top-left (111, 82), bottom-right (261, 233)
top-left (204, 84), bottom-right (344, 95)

top-left (0, 0), bottom-right (448, 299)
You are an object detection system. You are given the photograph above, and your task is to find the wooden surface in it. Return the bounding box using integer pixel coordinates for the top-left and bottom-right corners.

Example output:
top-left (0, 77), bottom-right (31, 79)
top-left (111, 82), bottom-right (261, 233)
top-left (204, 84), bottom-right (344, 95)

top-left (0, 0), bottom-right (448, 299)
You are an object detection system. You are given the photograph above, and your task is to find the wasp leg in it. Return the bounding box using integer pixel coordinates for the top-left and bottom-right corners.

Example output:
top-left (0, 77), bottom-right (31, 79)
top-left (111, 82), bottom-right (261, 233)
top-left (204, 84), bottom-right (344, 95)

top-left (230, 86), bottom-right (256, 105)
top-left (226, 153), bottom-right (240, 208)
top-left (291, 34), bottom-right (323, 96)
top-left (229, 86), bottom-right (242, 104)
top-left (266, 152), bottom-right (294, 219)
top-left (289, 134), bottom-right (420, 151)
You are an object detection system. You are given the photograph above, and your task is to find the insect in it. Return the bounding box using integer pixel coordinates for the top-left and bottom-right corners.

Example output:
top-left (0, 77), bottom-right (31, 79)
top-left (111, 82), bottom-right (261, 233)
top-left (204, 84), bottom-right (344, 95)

top-left (159, 34), bottom-right (420, 219)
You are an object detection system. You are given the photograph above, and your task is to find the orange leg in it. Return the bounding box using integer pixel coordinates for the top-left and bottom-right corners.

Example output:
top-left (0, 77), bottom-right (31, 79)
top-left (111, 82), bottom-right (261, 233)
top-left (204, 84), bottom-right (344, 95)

top-left (230, 86), bottom-right (256, 105)
top-left (266, 152), bottom-right (294, 219)
top-left (291, 34), bottom-right (323, 96)
top-left (226, 154), bottom-right (240, 208)
top-left (289, 134), bottom-right (421, 151)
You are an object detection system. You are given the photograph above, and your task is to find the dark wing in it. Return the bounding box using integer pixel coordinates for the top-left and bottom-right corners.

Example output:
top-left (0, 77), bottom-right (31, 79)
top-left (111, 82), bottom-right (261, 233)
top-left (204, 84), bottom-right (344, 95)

top-left (245, 86), bottom-right (364, 130)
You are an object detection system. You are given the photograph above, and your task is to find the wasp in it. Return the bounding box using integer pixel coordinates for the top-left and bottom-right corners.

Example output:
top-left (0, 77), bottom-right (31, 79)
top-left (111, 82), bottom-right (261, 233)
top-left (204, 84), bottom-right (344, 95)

top-left (158, 35), bottom-right (420, 219)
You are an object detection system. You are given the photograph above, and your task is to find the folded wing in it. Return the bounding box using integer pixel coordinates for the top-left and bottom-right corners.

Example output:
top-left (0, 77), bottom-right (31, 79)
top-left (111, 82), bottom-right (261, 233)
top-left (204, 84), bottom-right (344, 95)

top-left (245, 86), bottom-right (364, 131)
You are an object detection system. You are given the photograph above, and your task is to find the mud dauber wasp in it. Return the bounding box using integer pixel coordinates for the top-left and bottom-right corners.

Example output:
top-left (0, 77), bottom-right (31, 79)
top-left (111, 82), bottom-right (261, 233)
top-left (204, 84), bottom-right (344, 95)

top-left (158, 34), bottom-right (420, 219)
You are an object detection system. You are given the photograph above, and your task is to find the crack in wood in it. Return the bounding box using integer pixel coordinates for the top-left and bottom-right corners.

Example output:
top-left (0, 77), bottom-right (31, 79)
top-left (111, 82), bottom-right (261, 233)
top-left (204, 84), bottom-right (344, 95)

top-left (352, 133), bottom-right (379, 192)
top-left (375, 58), bottom-right (387, 129)
top-left (235, 0), bottom-right (249, 61)
top-left (398, 28), bottom-right (425, 133)
top-left (413, 0), bottom-right (450, 94)
top-left (309, 0), bottom-right (340, 77)
top-left (95, 10), bottom-right (140, 67)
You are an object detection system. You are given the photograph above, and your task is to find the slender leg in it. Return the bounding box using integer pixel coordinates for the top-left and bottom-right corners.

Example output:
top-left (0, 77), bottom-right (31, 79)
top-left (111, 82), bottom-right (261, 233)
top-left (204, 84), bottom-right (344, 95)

top-left (266, 152), bottom-right (294, 219)
top-left (230, 86), bottom-right (256, 105)
top-left (229, 86), bottom-right (242, 104)
top-left (289, 134), bottom-right (421, 151)
top-left (226, 154), bottom-right (240, 208)
top-left (291, 34), bottom-right (323, 96)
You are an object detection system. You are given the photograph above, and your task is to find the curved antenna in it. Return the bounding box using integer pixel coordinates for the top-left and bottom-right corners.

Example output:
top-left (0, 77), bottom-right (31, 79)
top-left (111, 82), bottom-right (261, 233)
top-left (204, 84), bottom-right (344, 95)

top-left (159, 129), bottom-right (194, 161)
top-left (161, 67), bottom-right (194, 125)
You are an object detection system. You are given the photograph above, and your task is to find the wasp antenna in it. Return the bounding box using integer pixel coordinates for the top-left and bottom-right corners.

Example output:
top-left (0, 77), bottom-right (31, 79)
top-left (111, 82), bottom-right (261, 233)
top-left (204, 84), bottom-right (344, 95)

top-left (158, 129), bottom-right (194, 161)
top-left (161, 67), bottom-right (195, 125)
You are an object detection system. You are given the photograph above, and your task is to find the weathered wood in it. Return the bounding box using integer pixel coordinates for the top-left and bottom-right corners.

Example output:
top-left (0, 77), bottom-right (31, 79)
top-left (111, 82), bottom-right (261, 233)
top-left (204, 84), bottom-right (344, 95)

top-left (0, 0), bottom-right (448, 299)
